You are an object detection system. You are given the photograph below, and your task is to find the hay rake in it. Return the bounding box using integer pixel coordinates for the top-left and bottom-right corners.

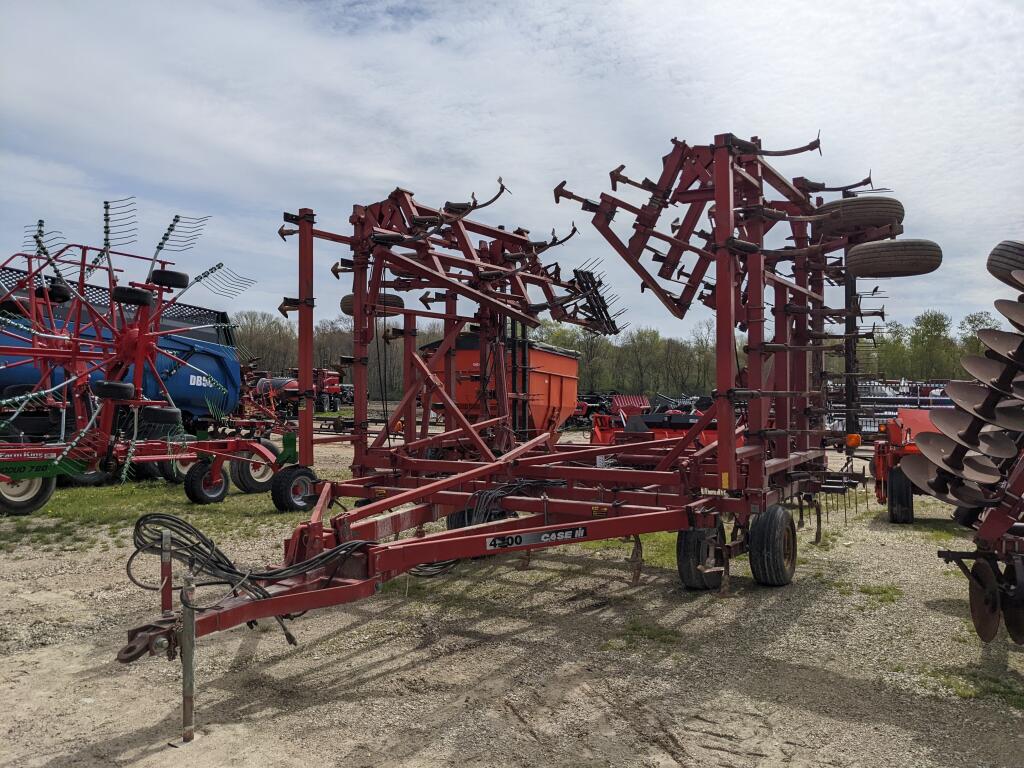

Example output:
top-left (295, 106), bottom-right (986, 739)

top-left (0, 207), bottom-right (283, 514)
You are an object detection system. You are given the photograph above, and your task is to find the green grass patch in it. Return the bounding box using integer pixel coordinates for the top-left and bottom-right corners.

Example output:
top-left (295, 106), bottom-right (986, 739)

top-left (926, 667), bottom-right (1024, 709)
top-left (622, 617), bottom-right (680, 645)
top-left (809, 530), bottom-right (841, 552)
top-left (581, 531), bottom-right (677, 570)
top-left (911, 517), bottom-right (972, 545)
top-left (0, 479), bottom-right (313, 552)
top-left (858, 583), bottom-right (903, 605)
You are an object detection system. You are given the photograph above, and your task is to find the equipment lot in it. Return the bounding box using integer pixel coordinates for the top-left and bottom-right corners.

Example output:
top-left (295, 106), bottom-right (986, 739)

top-left (1, 443), bottom-right (1020, 768)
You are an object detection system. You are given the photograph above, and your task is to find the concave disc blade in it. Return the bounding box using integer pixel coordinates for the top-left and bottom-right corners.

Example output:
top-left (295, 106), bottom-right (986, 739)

top-left (946, 381), bottom-right (1024, 430)
top-left (929, 408), bottom-right (1018, 459)
top-left (961, 354), bottom-right (1016, 395)
top-left (978, 328), bottom-right (1024, 363)
top-left (994, 298), bottom-right (1024, 333)
top-left (900, 453), bottom-right (962, 506)
top-left (1010, 269), bottom-right (1024, 292)
top-left (969, 559), bottom-right (1002, 642)
top-left (915, 432), bottom-right (1002, 485)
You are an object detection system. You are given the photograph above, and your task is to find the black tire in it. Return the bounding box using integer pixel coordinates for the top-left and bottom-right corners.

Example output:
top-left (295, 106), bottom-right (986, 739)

top-left (812, 196), bottom-right (905, 239)
top-left (270, 464), bottom-right (317, 512)
top-left (140, 406), bottom-right (182, 425)
top-left (150, 269), bottom-right (190, 289)
top-left (91, 380), bottom-right (136, 400)
top-left (229, 439), bottom-right (280, 494)
top-left (111, 285), bottom-right (153, 307)
top-left (36, 282), bottom-right (71, 303)
top-left (0, 475), bottom-right (56, 516)
top-left (846, 239), bottom-right (942, 279)
top-left (339, 293), bottom-right (405, 317)
top-left (183, 460), bottom-right (230, 504)
top-left (157, 454), bottom-right (194, 484)
top-left (748, 504), bottom-right (797, 587)
top-left (2, 384), bottom-right (34, 398)
top-left (676, 521), bottom-right (726, 590)
top-left (132, 461), bottom-right (161, 481)
top-left (986, 240), bottom-right (1024, 288)
top-left (59, 467), bottom-right (111, 487)
top-left (0, 298), bottom-right (24, 316)
top-left (887, 466), bottom-right (914, 524)
top-left (317, 394), bottom-right (330, 412)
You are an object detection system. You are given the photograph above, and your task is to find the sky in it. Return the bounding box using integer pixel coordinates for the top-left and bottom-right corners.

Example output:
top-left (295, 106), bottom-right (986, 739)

top-left (1, 0), bottom-right (1021, 338)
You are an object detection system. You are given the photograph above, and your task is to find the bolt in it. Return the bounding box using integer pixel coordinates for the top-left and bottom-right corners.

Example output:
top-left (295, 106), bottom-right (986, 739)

top-left (153, 636), bottom-right (169, 651)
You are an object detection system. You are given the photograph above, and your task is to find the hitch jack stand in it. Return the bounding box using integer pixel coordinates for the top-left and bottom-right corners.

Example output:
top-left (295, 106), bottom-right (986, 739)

top-left (175, 573), bottom-right (197, 746)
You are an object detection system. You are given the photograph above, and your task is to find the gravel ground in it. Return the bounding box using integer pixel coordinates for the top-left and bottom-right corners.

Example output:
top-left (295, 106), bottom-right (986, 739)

top-left (0, 442), bottom-right (1022, 767)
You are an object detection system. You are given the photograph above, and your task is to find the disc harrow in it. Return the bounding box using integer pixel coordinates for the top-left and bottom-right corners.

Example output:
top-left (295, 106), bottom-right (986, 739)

top-left (905, 240), bottom-right (1024, 644)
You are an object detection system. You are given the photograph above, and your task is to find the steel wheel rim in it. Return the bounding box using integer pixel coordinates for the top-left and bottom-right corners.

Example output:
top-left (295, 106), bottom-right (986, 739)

top-left (248, 457), bottom-right (273, 483)
top-left (0, 477), bottom-right (43, 503)
top-left (202, 471), bottom-right (226, 494)
top-left (290, 476), bottom-right (311, 504)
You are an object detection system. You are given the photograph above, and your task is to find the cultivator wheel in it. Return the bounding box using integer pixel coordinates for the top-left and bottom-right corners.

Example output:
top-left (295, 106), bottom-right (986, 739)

top-left (676, 521), bottom-right (726, 590)
top-left (903, 245), bottom-right (1024, 645)
top-left (748, 504), bottom-right (797, 587)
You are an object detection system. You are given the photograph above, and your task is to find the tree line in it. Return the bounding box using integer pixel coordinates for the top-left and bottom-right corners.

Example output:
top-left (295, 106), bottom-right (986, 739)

top-left (231, 308), bottom-right (999, 399)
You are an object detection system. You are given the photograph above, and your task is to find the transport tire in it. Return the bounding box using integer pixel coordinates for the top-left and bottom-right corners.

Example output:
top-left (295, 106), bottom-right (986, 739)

top-left (91, 380), bottom-right (136, 400)
top-left (158, 460), bottom-right (187, 483)
top-left (812, 196), bottom-right (905, 239)
top-left (748, 504), bottom-right (797, 587)
top-left (270, 464), bottom-right (317, 512)
top-left (111, 285), bottom-right (153, 307)
top-left (140, 406), bottom-right (182, 425)
top-left (230, 439), bottom-right (280, 494)
top-left (150, 269), bottom-right (190, 289)
top-left (845, 239), bottom-right (942, 279)
top-left (35, 282), bottom-right (71, 303)
top-left (0, 475), bottom-right (56, 516)
top-left (183, 460), bottom-right (230, 504)
top-left (317, 393), bottom-right (330, 412)
top-left (986, 240), bottom-right (1024, 288)
top-left (132, 461), bottom-right (161, 481)
top-left (887, 466), bottom-right (914, 524)
top-left (59, 467), bottom-right (111, 487)
top-left (676, 521), bottom-right (726, 590)
top-left (2, 384), bottom-right (34, 398)
top-left (339, 293), bottom-right (405, 317)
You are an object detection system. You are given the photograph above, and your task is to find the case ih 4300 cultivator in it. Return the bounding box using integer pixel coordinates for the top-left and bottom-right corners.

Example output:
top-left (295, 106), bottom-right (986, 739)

top-left (119, 133), bottom-right (944, 738)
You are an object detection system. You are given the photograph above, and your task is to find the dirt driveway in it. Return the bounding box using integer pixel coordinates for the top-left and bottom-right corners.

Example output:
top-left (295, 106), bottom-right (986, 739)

top-left (0, 443), bottom-right (1021, 767)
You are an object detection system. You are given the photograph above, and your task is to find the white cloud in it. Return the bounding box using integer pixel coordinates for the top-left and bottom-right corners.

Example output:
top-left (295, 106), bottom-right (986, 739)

top-left (1, 0), bottom-right (1021, 334)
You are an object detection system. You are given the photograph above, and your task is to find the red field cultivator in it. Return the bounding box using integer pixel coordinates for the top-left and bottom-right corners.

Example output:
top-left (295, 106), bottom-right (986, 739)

top-left (118, 133), bottom-right (943, 737)
top-left (0, 211), bottom-right (287, 512)
top-left (902, 241), bottom-right (1024, 645)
